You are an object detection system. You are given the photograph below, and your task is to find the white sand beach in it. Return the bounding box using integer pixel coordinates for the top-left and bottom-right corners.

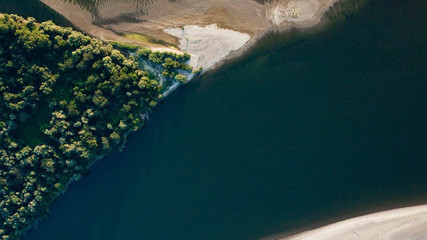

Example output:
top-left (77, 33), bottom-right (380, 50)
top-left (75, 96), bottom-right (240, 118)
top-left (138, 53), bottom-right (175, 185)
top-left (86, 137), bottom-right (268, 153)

top-left (280, 205), bottom-right (427, 240)
top-left (164, 24), bottom-right (250, 70)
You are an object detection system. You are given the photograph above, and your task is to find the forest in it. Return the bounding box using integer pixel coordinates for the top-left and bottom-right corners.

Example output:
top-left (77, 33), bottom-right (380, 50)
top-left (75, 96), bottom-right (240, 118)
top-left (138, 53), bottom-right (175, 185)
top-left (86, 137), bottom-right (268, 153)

top-left (0, 14), bottom-right (191, 239)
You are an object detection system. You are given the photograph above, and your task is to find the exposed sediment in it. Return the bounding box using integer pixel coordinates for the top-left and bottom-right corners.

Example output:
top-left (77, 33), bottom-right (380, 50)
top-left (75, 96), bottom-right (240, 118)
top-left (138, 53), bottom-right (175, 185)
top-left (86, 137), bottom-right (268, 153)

top-left (279, 205), bottom-right (427, 240)
top-left (164, 24), bottom-right (251, 70)
top-left (39, 0), bottom-right (344, 71)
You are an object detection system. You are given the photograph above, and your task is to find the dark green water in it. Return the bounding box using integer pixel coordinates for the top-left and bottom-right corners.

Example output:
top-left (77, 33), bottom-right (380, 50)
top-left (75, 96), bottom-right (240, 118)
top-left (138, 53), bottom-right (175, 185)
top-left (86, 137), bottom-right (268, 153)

top-left (3, 0), bottom-right (427, 239)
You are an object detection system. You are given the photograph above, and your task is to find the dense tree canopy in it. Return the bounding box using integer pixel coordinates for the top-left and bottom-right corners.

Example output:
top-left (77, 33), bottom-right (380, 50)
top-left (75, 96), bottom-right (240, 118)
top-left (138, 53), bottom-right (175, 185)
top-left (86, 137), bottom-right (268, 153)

top-left (0, 14), bottom-right (164, 239)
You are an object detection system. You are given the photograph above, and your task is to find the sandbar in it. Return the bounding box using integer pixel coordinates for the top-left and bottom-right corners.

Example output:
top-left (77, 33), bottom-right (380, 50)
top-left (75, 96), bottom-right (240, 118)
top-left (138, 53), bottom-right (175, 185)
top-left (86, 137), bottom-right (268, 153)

top-left (39, 0), bottom-right (347, 71)
top-left (280, 205), bottom-right (427, 240)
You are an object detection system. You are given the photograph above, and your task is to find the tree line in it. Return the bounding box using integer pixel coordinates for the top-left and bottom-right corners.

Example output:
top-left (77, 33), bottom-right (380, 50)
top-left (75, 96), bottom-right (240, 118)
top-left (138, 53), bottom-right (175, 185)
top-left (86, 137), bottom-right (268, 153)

top-left (0, 14), bottom-right (163, 239)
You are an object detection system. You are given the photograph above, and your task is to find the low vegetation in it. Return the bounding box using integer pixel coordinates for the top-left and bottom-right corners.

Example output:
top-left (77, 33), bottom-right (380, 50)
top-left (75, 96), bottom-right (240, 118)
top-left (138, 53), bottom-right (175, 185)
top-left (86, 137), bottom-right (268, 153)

top-left (110, 42), bottom-right (195, 91)
top-left (135, 48), bottom-right (192, 82)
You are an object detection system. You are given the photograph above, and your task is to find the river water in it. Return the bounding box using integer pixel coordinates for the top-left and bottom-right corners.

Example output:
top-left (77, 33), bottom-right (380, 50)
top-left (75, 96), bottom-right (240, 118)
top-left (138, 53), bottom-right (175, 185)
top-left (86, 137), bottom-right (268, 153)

top-left (2, 0), bottom-right (427, 239)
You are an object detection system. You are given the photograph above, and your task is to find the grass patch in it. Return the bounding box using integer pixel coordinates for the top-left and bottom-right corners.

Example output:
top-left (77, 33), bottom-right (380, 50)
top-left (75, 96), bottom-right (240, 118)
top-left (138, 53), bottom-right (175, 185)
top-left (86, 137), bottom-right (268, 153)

top-left (120, 32), bottom-right (177, 48)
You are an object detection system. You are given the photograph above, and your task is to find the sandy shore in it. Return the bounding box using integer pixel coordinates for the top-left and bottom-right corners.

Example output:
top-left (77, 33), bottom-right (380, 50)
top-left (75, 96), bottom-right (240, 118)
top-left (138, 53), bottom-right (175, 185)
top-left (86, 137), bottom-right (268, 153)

top-left (164, 24), bottom-right (250, 70)
top-left (39, 0), bottom-right (346, 71)
top-left (267, 0), bottom-right (340, 28)
top-left (280, 205), bottom-right (427, 240)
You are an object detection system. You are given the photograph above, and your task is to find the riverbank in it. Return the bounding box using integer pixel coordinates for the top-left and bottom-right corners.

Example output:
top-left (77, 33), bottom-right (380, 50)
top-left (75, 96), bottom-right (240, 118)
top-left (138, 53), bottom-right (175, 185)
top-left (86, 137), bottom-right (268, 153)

top-left (164, 24), bottom-right (251, 70)
top-left (19, 0), bottom-right (427, 238)
top-left (39, 0), bottom-right (349, 72)
top-left (280, 205), bottom-right (427, 240)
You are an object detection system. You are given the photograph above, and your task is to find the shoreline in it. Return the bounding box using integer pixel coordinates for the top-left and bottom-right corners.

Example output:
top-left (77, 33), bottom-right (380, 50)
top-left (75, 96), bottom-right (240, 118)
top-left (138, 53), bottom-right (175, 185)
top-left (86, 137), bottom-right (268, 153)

top-left (275, 205), bottom-right (427, 240)
top-left (7, 0), bottom-right (371, 237)
top-left (38, 0), bottom-right (355, 74)
top-left (198, 0), bottom-right (365, 75)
